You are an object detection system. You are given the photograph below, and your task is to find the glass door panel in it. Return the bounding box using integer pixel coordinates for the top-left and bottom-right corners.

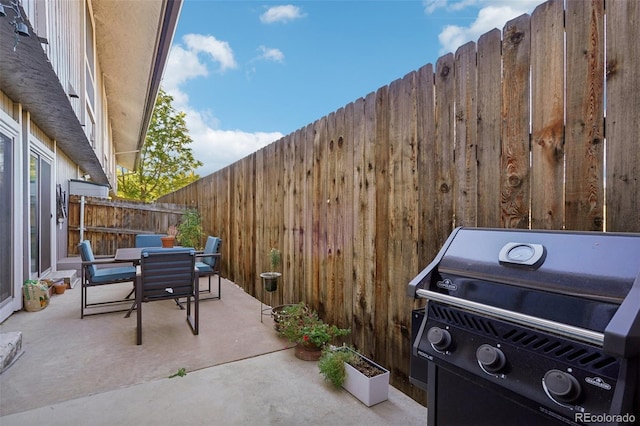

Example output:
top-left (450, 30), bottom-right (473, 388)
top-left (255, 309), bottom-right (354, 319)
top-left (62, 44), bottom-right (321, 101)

top-left (30, 151), bottom-right (53, 277)
top-left (0, 133), bottom-right (12, 305)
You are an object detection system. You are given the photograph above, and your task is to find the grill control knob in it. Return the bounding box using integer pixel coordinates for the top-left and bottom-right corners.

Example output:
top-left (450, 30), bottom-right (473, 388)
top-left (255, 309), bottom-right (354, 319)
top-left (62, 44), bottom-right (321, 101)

top-left (544, 370), bottom-right (581, 403)
top-left (476, 344), bottom-right (506, 373)
top-left (427, 327), bottom-right (451, 351)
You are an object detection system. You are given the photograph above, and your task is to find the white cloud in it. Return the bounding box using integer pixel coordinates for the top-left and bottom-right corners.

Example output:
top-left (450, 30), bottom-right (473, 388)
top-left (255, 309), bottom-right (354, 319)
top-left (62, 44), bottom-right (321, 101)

top-left (183, 34), bottom-right (237, 72)
top-left (424, 0), bottom-right (477, 14)
top-left (436, 1), bottom-right (539, 54)
top-left (183, 106), bottom-right (282, 176)
top-left (260, 5), bottom-right (305, 24)
top-left (257, 45), bottom-right (285, 63)
top-left (162, 35), bottom-right (283, 176)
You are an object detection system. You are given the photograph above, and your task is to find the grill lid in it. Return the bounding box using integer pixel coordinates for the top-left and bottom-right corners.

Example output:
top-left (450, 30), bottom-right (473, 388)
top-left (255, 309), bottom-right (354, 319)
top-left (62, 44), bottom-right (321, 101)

top-left (407, 227), bottom-right (640, 357)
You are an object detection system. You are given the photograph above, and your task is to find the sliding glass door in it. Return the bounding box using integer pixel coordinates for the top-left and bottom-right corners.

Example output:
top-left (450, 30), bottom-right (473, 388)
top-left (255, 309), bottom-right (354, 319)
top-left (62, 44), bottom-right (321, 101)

top-left (0, 133), bottom-right (12, 306)
top-left (30, 151), bottom-right (53, 277)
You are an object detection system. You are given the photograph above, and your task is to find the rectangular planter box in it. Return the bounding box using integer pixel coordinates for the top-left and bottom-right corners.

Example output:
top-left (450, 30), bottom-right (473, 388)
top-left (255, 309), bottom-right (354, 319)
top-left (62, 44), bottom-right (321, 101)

top-left (342, 349), bottom-right (390, 407)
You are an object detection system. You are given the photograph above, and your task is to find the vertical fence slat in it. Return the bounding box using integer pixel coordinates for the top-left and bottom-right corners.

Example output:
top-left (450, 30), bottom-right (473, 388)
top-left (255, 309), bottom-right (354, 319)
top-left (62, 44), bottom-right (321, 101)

top-left (477, 29), bottom-right (502, 228)
top-left (501, 14), bottom-right (531, 229)
top-left (352, 94), bottom-right (373, 353)
top-left (292, 128), bottom-right (305, 303)
top-left (531, 0), bottom-right (565, 229)
top-left (314, 116), bottom-right (329, 316)
top-left (606, 0), bottom-right (640, 232)
top-left (303, 123), bottom-right (315, 303)
top-left (342, 102), bottom-right (355, 332)
top-left (434, 54), bottom-right (455, 245)
top-left (373, 85), bottom-right (389, 367)
top-left (454, 41), bottom-right (478, 227)
top-left (565, 0), bottom-right (605, 231)
top-left (283, 133), bottom-right (295, 304)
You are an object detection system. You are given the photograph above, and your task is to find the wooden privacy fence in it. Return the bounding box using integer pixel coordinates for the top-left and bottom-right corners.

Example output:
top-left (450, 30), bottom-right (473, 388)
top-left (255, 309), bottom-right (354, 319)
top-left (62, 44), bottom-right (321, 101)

top-left (67, 195), bottom-right (185, 256)
top-left (159, 0), bottom-right (638, 403)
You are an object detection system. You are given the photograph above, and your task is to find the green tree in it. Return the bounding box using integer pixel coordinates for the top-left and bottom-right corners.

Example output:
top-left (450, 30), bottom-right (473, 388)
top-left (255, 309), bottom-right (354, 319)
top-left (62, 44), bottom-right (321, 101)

top-left (117, 89), bottom-right (203, 201)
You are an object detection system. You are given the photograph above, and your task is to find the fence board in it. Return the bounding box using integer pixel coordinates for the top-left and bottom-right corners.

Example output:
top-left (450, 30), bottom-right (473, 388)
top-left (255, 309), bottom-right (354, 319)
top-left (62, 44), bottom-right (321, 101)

top-left (454, 41), bottom-right (478, 227)
top-left (342, 102), bottom-right (355, 333)
top-left (531, 0), bottom-right (565, 229)
top-left (476, 29), bottom-right (502, 228)
top-left (334, 107), bottom-right (348, 329)
top-left (606, 0), bottom-right (640, 232)
top-left (352, 94), bottom-right (372, 352)
top-left (373, 85), bottom-right (390, 366)
top-left (292, 128), bottom-right (305, 303)
top-left (415, 64), bottom-right (436, 271)
top-left (303, 123), bottom-right (315, 303)
top-left (565, 0), bottom-right (605, 231)
top-left (283, 133), bottom-right (295, 304)
top-left (314, 116), bottom-right (329, 316)
top-left (501, 14), bottom-right (531, 228)
top-left (434, 54), bottom-right (455, 244)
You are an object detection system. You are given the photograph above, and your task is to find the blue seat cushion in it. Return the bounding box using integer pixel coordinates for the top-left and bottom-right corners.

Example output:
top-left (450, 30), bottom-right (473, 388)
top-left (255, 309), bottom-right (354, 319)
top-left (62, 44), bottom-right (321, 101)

top-left (195, 262), bottom-right (214, 274)
top-left (135, 234), bottom-right (167, 248)
top-left (78, 240), bottom-right (98, 278)
top-left (201, 237), bottom-right (221, 268)
top-left (91, 266), bottom-right (137, 284)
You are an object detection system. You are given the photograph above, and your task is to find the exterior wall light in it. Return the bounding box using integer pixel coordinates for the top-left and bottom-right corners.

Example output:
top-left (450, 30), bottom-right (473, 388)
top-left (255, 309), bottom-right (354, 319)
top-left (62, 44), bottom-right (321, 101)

top-left (0, 0), bottom-right (30, 51)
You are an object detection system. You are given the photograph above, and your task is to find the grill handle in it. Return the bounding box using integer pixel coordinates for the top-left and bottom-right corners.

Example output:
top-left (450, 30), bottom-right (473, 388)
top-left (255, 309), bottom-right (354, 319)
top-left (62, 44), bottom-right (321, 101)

top-left (604, 270), bottom-right (640, 357)
top-left (416, 289), bottom-right (605, 347)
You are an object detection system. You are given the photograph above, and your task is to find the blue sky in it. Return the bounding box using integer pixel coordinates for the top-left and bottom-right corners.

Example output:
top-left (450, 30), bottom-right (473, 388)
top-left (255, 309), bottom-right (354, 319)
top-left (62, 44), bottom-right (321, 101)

top-left (162, 0), bottom-right (540, 176)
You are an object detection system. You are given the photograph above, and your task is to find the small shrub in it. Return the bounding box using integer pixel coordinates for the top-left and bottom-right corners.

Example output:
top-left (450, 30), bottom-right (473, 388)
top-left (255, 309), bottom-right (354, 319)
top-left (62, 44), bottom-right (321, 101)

top-left (319, 346), bottom-right (358, 387)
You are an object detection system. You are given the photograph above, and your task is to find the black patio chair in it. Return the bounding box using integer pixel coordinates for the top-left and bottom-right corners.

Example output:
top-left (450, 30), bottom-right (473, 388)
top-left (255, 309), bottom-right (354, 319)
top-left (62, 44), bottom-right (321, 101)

top-left (195, 236), bottom-right (223, 300)
top-left (78, 240), bottom-right (137, 318)
top-left (135, 247), bottom-right (199, 345)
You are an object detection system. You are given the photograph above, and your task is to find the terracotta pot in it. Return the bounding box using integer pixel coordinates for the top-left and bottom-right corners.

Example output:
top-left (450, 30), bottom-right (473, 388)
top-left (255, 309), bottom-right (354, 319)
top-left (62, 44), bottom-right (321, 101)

top-left (53, 284), bottom-right (66, 295)
top-left (294, 342), bottom-right (322, 361)
top-left (160, 236), bottom-right (175, 248)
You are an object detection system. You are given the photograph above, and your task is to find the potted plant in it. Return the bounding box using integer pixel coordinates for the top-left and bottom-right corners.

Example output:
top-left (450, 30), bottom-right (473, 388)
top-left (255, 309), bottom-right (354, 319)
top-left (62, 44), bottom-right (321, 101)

top-left (260, 248), bottom-right (281, 292)
top-left (161, 225), bottom-right (178, 248)
top-left (319, 345), bottom-right (390, 407)
top-left (277, 302), bottom-right (350, 361)
top-left (271, 302), bottom-right (309, 332)
top-left (177, 209), bottom-right (204, 249)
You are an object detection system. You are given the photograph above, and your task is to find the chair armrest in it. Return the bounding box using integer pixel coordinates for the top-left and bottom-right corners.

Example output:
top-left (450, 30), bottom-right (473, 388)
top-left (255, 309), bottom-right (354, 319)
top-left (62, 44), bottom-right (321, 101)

top-left (195, 253), bottom-right (221, 259)
top-left (81, 258), bottom-right (118, 265)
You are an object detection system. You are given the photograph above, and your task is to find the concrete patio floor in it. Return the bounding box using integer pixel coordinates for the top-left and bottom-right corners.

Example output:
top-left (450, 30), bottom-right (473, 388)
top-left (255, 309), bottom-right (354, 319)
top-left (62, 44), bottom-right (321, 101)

top-left (0, 277), bottom-right (427, 425)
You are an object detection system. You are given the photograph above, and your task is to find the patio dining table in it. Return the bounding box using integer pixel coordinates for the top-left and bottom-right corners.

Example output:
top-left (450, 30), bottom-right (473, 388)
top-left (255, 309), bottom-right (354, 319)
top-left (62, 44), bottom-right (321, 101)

top-left (114, 247), bottom-right (187, 263)
top-left (114, 247), bottom-right (144, 263)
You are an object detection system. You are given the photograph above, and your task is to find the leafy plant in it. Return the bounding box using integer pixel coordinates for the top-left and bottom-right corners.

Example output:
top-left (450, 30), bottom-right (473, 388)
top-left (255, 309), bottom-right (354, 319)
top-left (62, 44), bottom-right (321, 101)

top-left (168, 367), bottom-right (187, 378)
top-left (116, 89), bottom-right (203, 201)
top-left (177, 208), bottom-right (204, 249)
top-left (319, 345), bottom-right (358, 387)
top-left (268, 247), bottom-right (281, 271)
top-left (277, 302), bottom-right (350, 348)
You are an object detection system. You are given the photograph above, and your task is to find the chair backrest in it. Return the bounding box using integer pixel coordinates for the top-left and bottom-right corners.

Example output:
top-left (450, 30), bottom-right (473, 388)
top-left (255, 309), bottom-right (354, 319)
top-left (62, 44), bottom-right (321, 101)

top-left (135, 234), bottom-right (167, 248)
top-left (78, 240), bottom-right (97, 279)
top-left (139, 248), bottom-right (196, 301)
top-left (201, 236), bottom-right (222, 268)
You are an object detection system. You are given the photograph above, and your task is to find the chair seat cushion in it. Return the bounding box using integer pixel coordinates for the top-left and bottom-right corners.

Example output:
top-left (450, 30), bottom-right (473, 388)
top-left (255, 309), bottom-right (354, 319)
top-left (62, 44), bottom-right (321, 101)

top-left (195, 262), bottom-right (214, 274)
top-left (135, 234), bottom-right (167, 248)
top-left (91, 266), bottom-right (137, 283)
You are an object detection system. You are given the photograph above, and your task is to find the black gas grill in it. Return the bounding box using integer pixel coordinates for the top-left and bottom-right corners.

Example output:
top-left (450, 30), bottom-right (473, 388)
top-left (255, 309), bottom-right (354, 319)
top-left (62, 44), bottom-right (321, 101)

top-left (408, 227), bottom-right (640, 426)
